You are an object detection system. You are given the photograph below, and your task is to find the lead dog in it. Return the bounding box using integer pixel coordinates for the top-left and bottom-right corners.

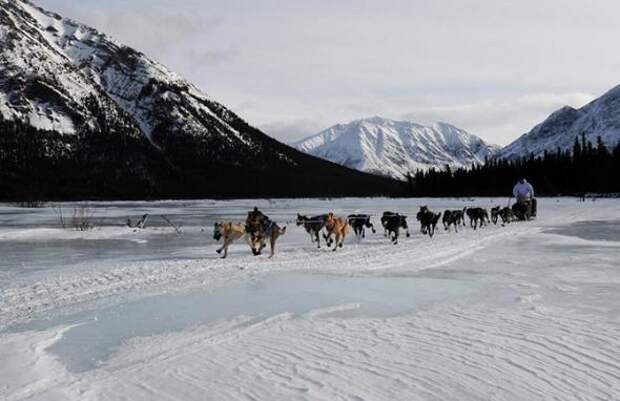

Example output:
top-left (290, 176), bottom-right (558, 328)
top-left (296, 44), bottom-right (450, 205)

top-left (325, 212), bottom-right (349, 251)
top-left (213, 221), bottom-right (250, 259)
top-left (245, 207), bottom-right (287, 258)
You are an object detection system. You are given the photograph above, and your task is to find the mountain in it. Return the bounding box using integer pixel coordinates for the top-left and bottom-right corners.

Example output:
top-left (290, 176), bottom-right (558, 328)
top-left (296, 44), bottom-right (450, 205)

top-left (294, 117), bottom-right (500, 180)
top-left (0, 0), bottom-right (401, 200)
top-left (498, 86), bottom-right (620, 159)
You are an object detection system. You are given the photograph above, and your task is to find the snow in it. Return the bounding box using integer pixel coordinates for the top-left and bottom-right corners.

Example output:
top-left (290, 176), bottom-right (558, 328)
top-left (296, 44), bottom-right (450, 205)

top-left (0, 197), bottom-right (619, 400)
top-left (294, 117), bottom-right (500, 179)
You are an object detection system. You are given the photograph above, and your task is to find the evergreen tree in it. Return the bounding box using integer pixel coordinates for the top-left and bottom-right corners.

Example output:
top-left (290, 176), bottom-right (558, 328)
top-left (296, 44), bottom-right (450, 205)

top-left (409, 137), bottom-right (619, 197)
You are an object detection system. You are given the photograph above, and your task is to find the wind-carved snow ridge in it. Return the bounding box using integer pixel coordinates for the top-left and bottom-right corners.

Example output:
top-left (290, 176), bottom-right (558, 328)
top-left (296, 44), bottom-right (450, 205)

top-left (498, 85), bottom-right (620, 159)
top-left (294, 117), bottom-right (500, 179)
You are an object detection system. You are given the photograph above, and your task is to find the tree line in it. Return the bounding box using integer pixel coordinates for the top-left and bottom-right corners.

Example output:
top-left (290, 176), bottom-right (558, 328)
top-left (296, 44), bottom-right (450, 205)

top-left (0, 116), bottom-right (404, 201)
top-left (407, 134), bottom-right (620, 197)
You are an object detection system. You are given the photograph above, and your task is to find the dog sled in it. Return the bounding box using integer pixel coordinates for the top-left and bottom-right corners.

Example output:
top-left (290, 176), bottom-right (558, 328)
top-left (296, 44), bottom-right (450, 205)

top-left (512, 198), bottom-right (537, 221)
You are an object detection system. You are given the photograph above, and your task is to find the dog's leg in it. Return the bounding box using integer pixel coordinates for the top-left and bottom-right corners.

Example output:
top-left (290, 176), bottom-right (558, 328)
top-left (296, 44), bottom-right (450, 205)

top-left (269, 234), bottom-right (276, 258)
top-left (251, 236), bottom-right (262, 256)
top-left (245, 234), bottom-right (256, 255)
top-left (323, 231), bottom-right (332, 247)
top-left (216, 234), bottom-right (228, 254)
top-left (250, 237), bottom-right (257, 255)
top-left (250, 240), bottom-right (258, 255)
top-left (221, 238), bottom-right (230, 259)
top-left (223, 236), bottom-right (235, 258)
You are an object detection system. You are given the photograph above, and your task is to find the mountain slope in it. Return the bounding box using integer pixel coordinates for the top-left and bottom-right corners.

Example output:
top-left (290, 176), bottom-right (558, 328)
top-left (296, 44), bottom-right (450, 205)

top-left (294, 117), bottom-right (500, 179)
top-left (0, 0), bottom-right (401, 199)
top-left (498, 85), bottom-right (620, 159)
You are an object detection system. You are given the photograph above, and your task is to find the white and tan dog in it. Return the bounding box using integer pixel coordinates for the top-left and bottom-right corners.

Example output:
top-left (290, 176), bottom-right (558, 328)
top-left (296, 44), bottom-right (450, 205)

top-left (213, 221), bottom-right (250, 259)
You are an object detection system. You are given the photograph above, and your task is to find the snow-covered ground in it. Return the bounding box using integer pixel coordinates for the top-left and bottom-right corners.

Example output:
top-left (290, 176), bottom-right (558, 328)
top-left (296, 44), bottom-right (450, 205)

top-left (0, 198), bottom-right (619, 400)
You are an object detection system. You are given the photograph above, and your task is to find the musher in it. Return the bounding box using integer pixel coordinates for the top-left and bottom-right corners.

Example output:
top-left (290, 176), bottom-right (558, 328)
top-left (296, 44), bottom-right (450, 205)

top-left (512, 178), bottom-right (537, 220)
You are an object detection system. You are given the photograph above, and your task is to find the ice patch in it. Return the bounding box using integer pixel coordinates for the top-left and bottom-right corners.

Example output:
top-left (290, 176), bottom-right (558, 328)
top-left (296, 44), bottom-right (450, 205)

top-left (8, 273), bottom-right (477, 373)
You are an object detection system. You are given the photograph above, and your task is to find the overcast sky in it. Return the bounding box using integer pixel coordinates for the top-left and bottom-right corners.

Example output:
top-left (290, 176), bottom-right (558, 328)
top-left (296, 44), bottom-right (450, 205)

top-left (37, 0), bottom-right (620, 145)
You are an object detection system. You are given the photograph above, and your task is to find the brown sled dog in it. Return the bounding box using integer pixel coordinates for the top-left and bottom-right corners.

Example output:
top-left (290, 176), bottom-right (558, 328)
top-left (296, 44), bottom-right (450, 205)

top-left (213, 222), bottom-right (250, 259)
top-left (325, 212), bottom-right (350, 251)
top-left (245, 207), bottom-right (287, 258)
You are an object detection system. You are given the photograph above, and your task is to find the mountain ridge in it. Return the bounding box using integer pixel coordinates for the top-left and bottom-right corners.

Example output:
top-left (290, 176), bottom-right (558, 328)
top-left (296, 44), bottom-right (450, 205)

top-left (294, 117), bottom-right (500, 179)
top-left (0, 0), bottom-right (403, 200)
top-left (498, 85), bottom-right (620, 159)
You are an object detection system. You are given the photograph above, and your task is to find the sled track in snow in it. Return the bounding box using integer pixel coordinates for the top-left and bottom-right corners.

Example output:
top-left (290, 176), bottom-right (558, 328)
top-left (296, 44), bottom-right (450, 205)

top-left (0, 223), bottom-right (534, 329)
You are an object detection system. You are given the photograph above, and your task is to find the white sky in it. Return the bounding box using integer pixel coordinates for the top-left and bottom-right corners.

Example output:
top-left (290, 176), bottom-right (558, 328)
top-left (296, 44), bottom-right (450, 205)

top-left (36, 0), bottom-right (620, 145)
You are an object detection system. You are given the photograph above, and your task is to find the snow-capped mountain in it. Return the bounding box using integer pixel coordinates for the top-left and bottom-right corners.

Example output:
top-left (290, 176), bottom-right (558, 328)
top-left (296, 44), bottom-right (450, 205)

top-left (0, 0), bottom-right (399, 199)
top-left (294, 117), bottom-right (500, 179)
top-left (0, 0), bottom-right (273, 161)
top-left (498, 85), bottom-right (620, 159)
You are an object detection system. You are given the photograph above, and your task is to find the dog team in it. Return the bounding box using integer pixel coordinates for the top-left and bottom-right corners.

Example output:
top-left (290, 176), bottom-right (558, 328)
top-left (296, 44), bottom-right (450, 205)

top-left (213, 204), bottom-right (525, 259)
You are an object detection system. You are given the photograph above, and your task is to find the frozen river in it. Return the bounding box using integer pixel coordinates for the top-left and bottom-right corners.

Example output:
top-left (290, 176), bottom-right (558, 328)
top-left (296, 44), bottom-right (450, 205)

top-left (1, 197), bottom-right (619, 401)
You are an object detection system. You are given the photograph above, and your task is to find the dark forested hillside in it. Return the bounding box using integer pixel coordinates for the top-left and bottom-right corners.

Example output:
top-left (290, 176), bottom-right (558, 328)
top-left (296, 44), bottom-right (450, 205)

top-left (408, 135), bottom-right (620, 197)
top-left (0, 117), bottom-right (405, 201)
top-left (0, 0), bottom-right (405, 201)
